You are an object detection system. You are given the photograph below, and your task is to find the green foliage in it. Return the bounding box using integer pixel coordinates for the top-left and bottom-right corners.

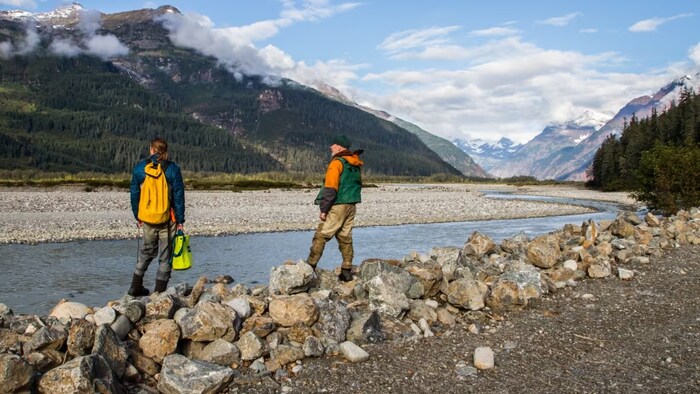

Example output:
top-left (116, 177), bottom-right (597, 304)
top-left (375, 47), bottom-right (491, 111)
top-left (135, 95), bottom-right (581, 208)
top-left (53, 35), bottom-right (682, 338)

top-left (588, 88), bottom-right (700, 213)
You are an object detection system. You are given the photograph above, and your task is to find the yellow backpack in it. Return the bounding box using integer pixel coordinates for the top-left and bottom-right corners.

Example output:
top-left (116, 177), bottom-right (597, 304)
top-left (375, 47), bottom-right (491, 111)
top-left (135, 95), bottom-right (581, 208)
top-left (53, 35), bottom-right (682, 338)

top-left (138, 162), bottom-right (170, 224)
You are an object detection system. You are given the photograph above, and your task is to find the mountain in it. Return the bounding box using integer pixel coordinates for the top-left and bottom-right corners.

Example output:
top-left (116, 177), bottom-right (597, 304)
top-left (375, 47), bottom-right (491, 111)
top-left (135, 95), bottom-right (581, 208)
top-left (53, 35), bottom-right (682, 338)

top-left (314, 83), bottom-right (489, 177)
top-left (452, 137), bottom-right (522, 174)
top-left (0, 5), bottom-right (461, 176)
top-left (487, 110), bottom-right (610, 178)
top-left (529, 75), bottom-right (700, 180)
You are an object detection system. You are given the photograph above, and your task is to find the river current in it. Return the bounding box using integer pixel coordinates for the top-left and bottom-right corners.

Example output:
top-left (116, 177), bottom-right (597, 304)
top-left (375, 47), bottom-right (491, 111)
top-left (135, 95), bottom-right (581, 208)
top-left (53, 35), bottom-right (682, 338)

top-left (0, 193), bottom-right (638, 314)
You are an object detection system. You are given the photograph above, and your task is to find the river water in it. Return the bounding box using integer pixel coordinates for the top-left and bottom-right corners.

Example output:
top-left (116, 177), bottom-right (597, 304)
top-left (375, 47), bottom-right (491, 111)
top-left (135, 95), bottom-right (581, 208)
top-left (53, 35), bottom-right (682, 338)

top-left (0, 193), bottom-right (637, 315)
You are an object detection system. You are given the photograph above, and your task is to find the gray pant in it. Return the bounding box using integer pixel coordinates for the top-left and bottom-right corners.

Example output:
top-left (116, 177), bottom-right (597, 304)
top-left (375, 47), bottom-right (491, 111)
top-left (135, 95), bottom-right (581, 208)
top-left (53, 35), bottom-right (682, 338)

top-left (135, 222), bottom-right (176, 281)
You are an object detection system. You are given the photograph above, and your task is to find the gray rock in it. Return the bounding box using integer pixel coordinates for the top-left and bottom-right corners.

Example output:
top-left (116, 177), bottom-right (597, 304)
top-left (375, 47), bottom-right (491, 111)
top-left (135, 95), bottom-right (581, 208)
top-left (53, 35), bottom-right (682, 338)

top-left (345, 311), bottom-right (386, 344)
top-left (37, 354), bottom-right (122, 394)
top-left (269, 261), bottom-right (315, 295)
top-left (408, 299), bottom-right (438, 323)
top-left (0, 353), bottom-right (34, 393)
top-left (93, 306), bottom-right (117, 326)
top-left (24, 325), bottom-right (68, 354)
top-left (110, 315), bottom-right (132, 340)
top-left (474, 346), bottom-right (494, 370)
top-left (405, 259), bottom-right (444, 298)
top-left (114, 300), bottom-right (145, 323)
top-left (25, 349), bottom-right (63, 373)
top-left (429, 246), bottom-right (462, 281)
top-left (303, 336), bottom-right (324, 357)
top-left (67, 319), bottom-right (96, 357)
top-left (340, 341), bottom-right (369, 362)
top-left (236, 331), bottom-right (269, 361)
top-left (92, 324), bottom-right (128, 379)
top-left (312, 298), bottom-right (351, 343)
top-left (158, 354), bottom-right (234, 394)
top-left (179, 301), bottom-right (238, 342)
top-left (200, 338), bottom-right (241, 366)
top-left (224, 297), bottom-right (252, 320)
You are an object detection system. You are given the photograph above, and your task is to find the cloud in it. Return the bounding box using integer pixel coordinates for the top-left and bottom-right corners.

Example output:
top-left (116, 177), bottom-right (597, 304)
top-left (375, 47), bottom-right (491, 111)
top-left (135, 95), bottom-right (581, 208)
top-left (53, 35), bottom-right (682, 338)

top-left (469, 27), bottom-right (520, 37)
top-left (49, 38), bottom-right (82, 57)
top-left (0, 0), bottom-right (36, 8)
top-left (538, 12), bottom-right (582, 27)
top-left (629, 13), bottom-right (693, 32)
top-left (0, 24), bottom-right (39, 59)
top-left (359, 36), bottom-right (669, 143)
top-left (580, 28), bottom-right (598, 33)
top-left (157, 1), bottom-right (361, 79)
top-left (690, 42), bottom-right (700, 66)
top-left (85, 35), bottom-right (129, 59)
top-left (378, 26), bottom-right (461, 57)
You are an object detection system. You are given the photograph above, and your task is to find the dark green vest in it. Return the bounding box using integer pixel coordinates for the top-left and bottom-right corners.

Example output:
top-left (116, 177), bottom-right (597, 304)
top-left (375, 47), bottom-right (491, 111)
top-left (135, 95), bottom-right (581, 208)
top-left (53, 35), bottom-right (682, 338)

top-left (315, 157), bottom-right (362, 205)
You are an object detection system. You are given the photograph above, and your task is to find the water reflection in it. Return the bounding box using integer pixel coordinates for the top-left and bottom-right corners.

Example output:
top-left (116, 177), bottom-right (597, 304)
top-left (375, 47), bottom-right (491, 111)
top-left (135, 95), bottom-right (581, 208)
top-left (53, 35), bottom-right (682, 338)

top-left (0, 192), bottom-right (638, 314)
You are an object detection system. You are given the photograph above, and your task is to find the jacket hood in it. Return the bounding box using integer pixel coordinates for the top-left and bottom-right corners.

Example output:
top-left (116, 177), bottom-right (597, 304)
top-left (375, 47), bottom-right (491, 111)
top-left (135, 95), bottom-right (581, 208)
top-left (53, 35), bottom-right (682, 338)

top-left (336, 150), bottom-right (364, 166)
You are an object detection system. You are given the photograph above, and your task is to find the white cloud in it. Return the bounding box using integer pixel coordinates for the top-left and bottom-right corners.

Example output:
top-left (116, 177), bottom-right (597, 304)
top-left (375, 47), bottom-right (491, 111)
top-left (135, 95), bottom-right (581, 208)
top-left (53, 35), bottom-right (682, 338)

top-left (0, 0), bottom-right (36, 9)
top-left (629, 13), bottom-right (693, 32)
top-left (85, 34), bottom-right (129, 59)
top-left (469, 27), bottom-right (519, 37)
top-left (580, 28), bottom-right (598, 33)
top-left (378, 26), bottom-right (461, 57)
top-left (538, 12), bottom-right (582, 27)
top-left (0, 24), bottom-right (39, 59)
top-left (49, 38), bottom-right (82, 57)
top-left (690, 42), bottom-right (700, 66)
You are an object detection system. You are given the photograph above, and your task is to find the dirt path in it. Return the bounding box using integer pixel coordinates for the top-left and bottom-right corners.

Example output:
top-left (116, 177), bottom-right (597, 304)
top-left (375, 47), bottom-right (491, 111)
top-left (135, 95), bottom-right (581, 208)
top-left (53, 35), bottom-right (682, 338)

top-left (241, 245), bottom-right (700, 393)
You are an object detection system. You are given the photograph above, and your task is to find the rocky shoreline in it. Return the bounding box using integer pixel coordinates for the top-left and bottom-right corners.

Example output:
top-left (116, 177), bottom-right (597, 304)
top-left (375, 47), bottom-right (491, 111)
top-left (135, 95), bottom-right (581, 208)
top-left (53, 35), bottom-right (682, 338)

top-left (1, 201), bottom-right (697, 393)
top-left (0, 184), bottom-right (629, 244)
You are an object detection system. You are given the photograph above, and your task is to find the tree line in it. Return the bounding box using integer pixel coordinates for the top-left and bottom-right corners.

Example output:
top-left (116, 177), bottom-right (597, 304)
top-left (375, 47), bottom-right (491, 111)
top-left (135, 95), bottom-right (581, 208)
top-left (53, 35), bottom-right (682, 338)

top-left (588, 88), bottom-right (699, 213)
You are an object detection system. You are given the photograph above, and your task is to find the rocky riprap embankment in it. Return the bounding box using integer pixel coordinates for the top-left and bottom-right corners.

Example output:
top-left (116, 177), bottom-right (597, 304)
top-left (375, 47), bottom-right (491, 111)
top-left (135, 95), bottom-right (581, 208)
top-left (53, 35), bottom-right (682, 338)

top-left (1, 207), bottom-right (698, 393)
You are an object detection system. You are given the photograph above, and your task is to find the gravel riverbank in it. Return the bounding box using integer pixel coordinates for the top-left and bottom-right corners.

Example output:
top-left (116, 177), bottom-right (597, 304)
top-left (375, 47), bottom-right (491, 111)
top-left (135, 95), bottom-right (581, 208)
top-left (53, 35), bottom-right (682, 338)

top-left (0, 184), bottom-right (633, 244)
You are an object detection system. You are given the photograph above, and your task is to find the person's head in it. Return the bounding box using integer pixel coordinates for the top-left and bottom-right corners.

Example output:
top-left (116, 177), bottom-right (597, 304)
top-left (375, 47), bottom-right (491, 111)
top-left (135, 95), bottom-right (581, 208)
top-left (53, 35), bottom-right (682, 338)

top-left (330, 134), bottom-right (350, 155)
top-left (150, 137), bottom-right (169, 161)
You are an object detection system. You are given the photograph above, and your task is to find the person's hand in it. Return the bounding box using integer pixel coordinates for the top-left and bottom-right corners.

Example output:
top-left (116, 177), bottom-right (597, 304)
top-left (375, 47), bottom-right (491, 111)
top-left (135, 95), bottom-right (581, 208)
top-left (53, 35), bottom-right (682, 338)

top-left (177, 223), bottom-right (184, 231)
top-left (137, 221), bottom-right (143, 228)
top-left (319, 212), bottom-right (327, 221)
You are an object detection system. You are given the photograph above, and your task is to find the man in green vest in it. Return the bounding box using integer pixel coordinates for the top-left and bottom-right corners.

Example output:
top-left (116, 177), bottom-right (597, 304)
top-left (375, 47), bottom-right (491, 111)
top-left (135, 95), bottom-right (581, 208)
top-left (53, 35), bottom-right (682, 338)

top-left (307, 134), bottom-right (364, 281)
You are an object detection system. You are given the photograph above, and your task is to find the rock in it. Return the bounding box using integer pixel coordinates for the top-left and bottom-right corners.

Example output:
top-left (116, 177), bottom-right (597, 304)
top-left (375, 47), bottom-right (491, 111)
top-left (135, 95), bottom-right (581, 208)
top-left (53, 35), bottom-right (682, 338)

top-left (37, 354), bottom-right (122, 394)
top-left (179, 301), bottom-right (238, 342)
top-left (139, 319), bottom-right (180, 363)
top-left (269, 261), bottom-right (316, 295)
top-left (346, 311), bottom-right (387, 344)
top-left (340, 341), bottom-right (369, 362)
top-left (0, 353), bottom-right (34, 393)
top-left (436, 308), bottom-right (457, 326)
top-left (188, 276), bottom-right (208, 308)
top-left (445, 277), bottom-right (488, 310)
top-left (93, 306), bottom-right (117, 326)
top-left (419, 318), bottom-right (434, 338)
top-left (130, 348), bottom-right (161, 376)
top-left (92, 324), bottom-right (128, 379)
top-left (24, 325), bottom-right (68, 354)
top-left (405, 259), bottom-right (444, 298)
top-left (287, 322), bottom-right (314, 343)
top-left (501, 231), bottom-right (529, 254)
top-left (408, 299), bottom-right (438, 323)
top-left (312, 298), bottom-right (351, 343)
top-left (224, 297), bottom-right (252, 319)
top-left (487, 264), bottom-right (542, 310)
top-left (474, 346), bottom-right (495, 370)
top-left (110, 315), bottom-right (132, 340)
top-left (67, 319), bottom-right (96, 357)
top-left (455, 361), bottom-right (478, 377)
top-left (588, 259), bottom-right (612, 278)
top-left (236, 331), bottom-right (269, 361)
top-left (241, 316), bottom-right (277, 338)
top-left (200, 338), bottom-right (241, 366)
top-left (527, 234), bottom-right (561, 269)
top-left (462, 231), bottom-right (496, 256)
top-left (114, 300), bottom-right (145, 323)
top-left (49, 301), bottom-right (89, 322)
top-left (158, 354), bottom-right (234, 394)
top-left (430, 246), bottom-right (462, 281)
top-left (563, 259), bottom-right (579, 271)
top-left (269, 294), bottom-right (319, 327)
top-left (303, 336), bottom-right (324, 357)
top-left (145, 293), bottom-right (177, 320)
top-left (618, 268), bottom-right (635, 280)
top-left (271, 344), bottom-right (306, 366)
top-left (610, 218), bottom-right (636, 238)
top-left (618, 211), bottom-right (642, 225)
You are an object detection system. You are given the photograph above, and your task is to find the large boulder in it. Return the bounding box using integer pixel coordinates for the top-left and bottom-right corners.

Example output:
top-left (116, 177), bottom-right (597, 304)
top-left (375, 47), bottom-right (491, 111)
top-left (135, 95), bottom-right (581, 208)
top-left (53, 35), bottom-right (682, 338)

top-left (445, 278), bottom-right (488, 310)
top-left (158, 354), bottom-right (234, 394)
top-left (178, 301), bottom-right (239, 342)
top-left (67, 319), bottom-right (96, 357)
top-left (487, 263), bottom-right (542, 310)
top-left (269, 261), bottom-right (316, 295)
top-left (312, 298), bottom-right (351, 343)
top-left (268, 294), bottom-right (318, 327)
top-left (92, 325), bottom-right (128, 379)
top-left (139, 319), bottom-right (180, 363)
top-left (0, 353), bottom-right (34, 393)
top-left (405, 259), bottom-right (444, 298)
top-left (527, 234), bottom-right (561, 269)
top-left (37, 354), bottom-right (122, 394)
top-left (49, 301), bottom-right (89, 322)
top-left (462, 231), bottom-right (496, 257)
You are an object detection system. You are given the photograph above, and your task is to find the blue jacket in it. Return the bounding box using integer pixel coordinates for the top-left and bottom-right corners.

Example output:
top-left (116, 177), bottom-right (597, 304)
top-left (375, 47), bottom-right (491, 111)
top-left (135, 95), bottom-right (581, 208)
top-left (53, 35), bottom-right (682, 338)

top-left (130, 154), bottom-right (185, 224)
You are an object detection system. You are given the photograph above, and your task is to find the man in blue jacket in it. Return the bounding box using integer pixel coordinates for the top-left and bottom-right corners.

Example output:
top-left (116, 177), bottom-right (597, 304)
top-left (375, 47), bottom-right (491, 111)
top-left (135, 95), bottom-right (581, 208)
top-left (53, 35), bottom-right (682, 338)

top-left (128, 137), bottom-right (185, 296)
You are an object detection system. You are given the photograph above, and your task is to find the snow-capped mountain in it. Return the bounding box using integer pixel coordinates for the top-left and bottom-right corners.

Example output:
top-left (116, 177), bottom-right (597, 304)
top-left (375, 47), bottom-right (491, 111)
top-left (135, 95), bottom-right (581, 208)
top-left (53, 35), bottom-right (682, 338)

top-left (527, 74), bottom-right (700, 180)
top-left (0, 3), bottom-right (85, 28)
top-left (452, 137), bottom-right (522, 173)
top-left (486, 110), bottom-right (611, 178)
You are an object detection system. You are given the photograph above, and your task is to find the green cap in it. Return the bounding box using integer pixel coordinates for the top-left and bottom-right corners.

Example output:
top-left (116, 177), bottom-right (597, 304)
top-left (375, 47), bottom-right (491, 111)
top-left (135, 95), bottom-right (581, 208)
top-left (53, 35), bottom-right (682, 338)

top-left (332, 134), bottom-right (351, 148)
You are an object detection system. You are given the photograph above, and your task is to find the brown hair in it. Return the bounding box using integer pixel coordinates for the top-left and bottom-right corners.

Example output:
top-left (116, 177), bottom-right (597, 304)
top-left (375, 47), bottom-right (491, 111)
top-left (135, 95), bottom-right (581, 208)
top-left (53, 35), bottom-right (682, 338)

top-left (150, 137), bottom-right (169, 162)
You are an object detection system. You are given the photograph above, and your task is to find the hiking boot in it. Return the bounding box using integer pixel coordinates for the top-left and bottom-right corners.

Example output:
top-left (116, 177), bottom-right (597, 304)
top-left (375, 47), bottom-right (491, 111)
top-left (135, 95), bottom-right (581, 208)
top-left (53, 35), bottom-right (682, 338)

top-left (154, 279), bottom-right (169, 293)
top-left (127, 274), bottom-right (150, 297)
top-left (338, 268), bottom-right (353, 282)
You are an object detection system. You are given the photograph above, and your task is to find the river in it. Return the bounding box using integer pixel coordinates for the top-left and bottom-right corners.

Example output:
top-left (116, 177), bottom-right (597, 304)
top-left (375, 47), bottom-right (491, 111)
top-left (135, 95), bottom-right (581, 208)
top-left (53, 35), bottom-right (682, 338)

top-left (0, 193), bottom-right (637, 315)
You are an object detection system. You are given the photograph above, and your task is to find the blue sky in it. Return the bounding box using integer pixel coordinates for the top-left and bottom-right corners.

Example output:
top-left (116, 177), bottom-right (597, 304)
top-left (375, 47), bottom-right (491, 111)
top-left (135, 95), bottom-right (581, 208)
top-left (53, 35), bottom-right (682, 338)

top-left (1, 0), bottom-right (699, 143)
